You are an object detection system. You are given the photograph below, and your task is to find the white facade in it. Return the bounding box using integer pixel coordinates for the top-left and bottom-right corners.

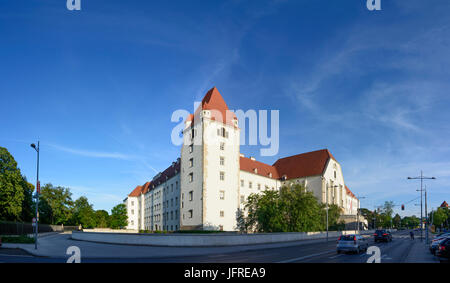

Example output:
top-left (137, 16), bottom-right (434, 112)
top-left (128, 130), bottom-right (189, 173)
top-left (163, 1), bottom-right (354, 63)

top-left (125, 87), bottom-right (359, 231)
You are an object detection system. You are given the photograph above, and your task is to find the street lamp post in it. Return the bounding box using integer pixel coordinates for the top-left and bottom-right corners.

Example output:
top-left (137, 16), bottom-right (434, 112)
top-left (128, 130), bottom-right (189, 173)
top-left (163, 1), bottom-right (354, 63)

top-left (326, 183), bottom-right (338, 242)
top-left (31, 142), bottom-right (40, 250)
top-left (407, 171), bottom-right (435, 243)
top-left (355, 196), bottom-right (366, 233)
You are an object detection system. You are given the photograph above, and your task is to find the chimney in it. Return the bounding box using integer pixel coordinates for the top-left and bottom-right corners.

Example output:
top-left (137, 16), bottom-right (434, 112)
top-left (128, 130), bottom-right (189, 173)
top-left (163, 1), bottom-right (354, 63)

top-left (250, 156), bottom-right (255, 161)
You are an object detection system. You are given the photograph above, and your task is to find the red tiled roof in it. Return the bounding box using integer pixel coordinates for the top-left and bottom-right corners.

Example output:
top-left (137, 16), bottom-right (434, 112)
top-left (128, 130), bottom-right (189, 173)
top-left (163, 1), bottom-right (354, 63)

top-left (345, 185), bottom-right (357, 199)
top-left (441, 201), bottom-right (448, 208)
top-left (240, 156), bottom-right (280, 179)
top-left (272, 149), bottom-right (336, 180)
top-left (128, 185), bottom-right (143, 197)
top-left (188, 87), bottom-right (237, 127)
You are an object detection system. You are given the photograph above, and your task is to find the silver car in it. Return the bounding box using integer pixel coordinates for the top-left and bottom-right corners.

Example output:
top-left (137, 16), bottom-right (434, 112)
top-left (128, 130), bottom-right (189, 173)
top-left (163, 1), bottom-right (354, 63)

top-left (337, 234), bottom-right (369, 254)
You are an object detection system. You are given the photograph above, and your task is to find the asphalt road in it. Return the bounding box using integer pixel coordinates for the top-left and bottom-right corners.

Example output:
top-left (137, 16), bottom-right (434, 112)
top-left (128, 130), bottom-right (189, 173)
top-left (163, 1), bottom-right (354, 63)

top-left (0, 230), bottom-right (437, 263)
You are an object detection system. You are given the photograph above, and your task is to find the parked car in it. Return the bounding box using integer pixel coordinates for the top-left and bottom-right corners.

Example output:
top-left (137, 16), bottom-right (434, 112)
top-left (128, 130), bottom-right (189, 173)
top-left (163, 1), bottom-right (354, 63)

top-left (337, 234), bottom-right (369, 254)
top-left (374, 229), bottom-right (392, 242)
top-left (436, 237), bottom-right (450, 263)
top-left (430, 235), bottom-right (449, 255)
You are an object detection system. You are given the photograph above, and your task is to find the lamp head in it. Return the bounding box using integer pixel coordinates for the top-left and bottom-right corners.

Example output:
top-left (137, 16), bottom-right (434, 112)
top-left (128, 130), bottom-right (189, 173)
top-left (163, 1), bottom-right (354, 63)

top-left (31, 143), bottom-right (36, 149)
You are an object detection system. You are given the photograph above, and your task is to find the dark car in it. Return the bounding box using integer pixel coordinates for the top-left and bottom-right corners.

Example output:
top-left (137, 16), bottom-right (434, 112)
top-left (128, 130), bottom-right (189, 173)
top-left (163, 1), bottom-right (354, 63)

top-left (374, 229), bottom-right (392, 242)
top-left (436, 238), bottom-right (450, 263)
top-left (430, 233), bottom-right (450, 255)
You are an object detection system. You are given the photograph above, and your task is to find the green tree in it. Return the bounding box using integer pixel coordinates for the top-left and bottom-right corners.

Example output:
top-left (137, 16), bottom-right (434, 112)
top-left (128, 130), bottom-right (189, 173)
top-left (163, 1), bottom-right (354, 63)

top-left (432, 208), bottom-right (448, 229)
top-left (39, 183), bottom-right (73, 225)
top-left (392, 213), bottom-right (402, 229)
top-left (110, 203), bottom-right (128, 229)
top-left (241, 184), bottom-right (328, 233)
top-left (402, 215), bottom-right (420, 229)
top-left (0, 146), bottom-right (26, 221)
top-left (95, 210), bottom-right (110, 228)
top-left (71, 196), bottom-right (96, 228)
top-left (20, 177), bottom-right (35, 222)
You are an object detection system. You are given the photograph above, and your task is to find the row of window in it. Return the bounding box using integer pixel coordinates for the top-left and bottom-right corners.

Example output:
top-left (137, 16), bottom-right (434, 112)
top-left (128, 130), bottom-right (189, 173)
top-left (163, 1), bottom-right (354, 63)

top-left (145, 209), bottom-right (179, 223)
top-left (146, 225), bottom-right (178, 231)
top-left (189, 156), bottom-right (225, 168)
top-left (188, 142), bottom-right (226, 154)
top-left (240, 179), bottom-right (273, 190)
top-left (181, 209), bottom-right (226, 219)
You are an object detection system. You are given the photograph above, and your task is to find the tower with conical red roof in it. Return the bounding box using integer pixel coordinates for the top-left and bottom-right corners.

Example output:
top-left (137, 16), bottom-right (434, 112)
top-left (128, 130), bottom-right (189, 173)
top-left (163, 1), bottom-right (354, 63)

top-left (180, 87), bottom-right (241, 231)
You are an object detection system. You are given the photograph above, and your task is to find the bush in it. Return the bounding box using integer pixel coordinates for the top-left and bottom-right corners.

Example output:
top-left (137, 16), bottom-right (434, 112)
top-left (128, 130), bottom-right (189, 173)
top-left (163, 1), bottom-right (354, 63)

top-left (1, 235), bottom-right (35, 243)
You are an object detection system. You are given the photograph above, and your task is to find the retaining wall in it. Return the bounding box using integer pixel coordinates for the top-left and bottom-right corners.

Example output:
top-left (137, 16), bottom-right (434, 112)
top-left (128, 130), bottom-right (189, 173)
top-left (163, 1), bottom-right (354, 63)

top-left (72, 229), bottom-right (380, 247)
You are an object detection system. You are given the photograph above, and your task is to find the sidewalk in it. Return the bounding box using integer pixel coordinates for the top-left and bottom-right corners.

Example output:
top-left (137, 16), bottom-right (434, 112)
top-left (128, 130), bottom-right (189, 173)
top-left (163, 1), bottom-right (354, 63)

top-left (1, 232), bottom-right (331, 259)
top-left (404, 240), bottom-right (439, 263)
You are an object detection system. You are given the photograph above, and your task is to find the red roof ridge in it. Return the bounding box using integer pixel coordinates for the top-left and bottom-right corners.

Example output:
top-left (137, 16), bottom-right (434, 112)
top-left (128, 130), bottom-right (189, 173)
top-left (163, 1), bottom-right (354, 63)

top-left (240, 156), bottom-right (279, 179)
top-left (191, 87), bottom-right (237, 127)
top-left (345, 185), bottom-right (357, 199)
top-left (272, 149), bottom-right (336, 180)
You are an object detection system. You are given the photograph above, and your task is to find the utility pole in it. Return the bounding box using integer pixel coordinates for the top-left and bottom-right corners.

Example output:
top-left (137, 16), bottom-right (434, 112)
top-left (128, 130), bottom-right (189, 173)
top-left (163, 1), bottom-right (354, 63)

top-left (30, 142), bottom-right (40, 250)
top-left (407, 171), bottom-right (436, 242)
top-left (325, 183), bottom-right (339, 242)
top-left (355, 196), bottom-right (366, 233)
top-left (425, 187), bottom-right (429, 244)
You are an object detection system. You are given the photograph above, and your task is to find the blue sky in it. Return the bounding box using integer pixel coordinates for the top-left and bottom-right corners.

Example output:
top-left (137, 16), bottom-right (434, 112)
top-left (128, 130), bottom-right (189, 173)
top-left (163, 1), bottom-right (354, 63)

top-left (1, 0), bottom-right (449, 217)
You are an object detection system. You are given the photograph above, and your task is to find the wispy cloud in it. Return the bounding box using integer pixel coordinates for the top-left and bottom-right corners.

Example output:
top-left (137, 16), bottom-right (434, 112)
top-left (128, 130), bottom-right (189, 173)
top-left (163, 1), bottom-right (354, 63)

top-left (47, 143), bottom-right (138, 160)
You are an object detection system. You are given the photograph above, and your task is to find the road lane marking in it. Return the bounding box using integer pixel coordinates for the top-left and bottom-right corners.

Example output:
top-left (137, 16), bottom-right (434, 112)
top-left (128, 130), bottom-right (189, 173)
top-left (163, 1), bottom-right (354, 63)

top-left (329, 254), bottom-right (344, 259)
top-left (277, 250), bottom-right (335, 263)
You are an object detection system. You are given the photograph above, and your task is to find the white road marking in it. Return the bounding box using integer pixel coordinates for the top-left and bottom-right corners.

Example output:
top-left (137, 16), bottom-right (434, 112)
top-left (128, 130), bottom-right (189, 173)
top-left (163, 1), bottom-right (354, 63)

top-left (277, 250), bottom-right (335, 263)
top-left (329, 254), bottom-right (344, 259)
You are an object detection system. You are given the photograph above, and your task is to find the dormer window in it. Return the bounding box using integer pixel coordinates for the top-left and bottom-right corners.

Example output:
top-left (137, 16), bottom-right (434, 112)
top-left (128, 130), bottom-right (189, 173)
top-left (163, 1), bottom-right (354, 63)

top-left (282, 175), bottom-right (287, 181)
top-left (253, 168), bottom-right (258, 174)
top-left (268, 173), bottom-right (272, 178)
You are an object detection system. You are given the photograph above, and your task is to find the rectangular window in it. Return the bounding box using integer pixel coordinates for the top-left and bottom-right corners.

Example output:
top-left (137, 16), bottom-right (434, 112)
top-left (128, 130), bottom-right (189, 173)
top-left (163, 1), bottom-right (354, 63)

top-left (240, 195), bottom-right (245, 204)
top-left (131, 209), bottom-right (134, 215)
top-left (189, 209), bottom-right (193, 218)
top-left (220, 156), bottom-right (224, 166)
top-left (189, 158), bottom-right (193, 167)
top-left (220, 142), bottom-right (225, 150)
top-left (189, 173), bottom-right (193, 182)
top-left (219, 190), bottom-right (225, 200)
top-left (257, 184), bottom-right (261, 190)
top-left (189, 191), bottom-right (193, 201)
top-left (220, 171), bottom-right (225, 181)
top-left (241, 180), bottom-right (244, 187)
top-left (249, 182), bottom-right (252, 189)
top-left (189, 144), bottom-right (193, 153)
top-left (220, 211), bottom-right (224, 217)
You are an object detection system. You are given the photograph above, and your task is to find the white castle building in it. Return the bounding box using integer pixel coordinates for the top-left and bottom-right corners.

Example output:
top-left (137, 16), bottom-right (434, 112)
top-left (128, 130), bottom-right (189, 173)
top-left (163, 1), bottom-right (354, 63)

top-left (124, 87), bottom-right (360, 231)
